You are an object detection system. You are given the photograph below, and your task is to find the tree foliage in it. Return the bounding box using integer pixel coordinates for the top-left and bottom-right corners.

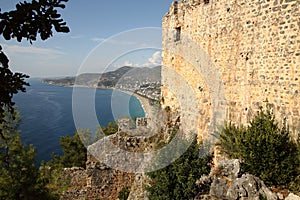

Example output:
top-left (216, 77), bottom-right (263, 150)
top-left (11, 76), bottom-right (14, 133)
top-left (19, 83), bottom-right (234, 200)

top-left (146, 138), bottom-right (211, 200)
top-left (48, 122), bottom-right (120, 169)
top-left (0, 109), bottom-right (52, 199)
top-left (94, 121), bottom-right (119, 141)
top-left (48, 129), bottom-right (91, 169)
top-left (0, 1), bottom-right (69, 198)
top-left (218, 106), bottom-right (300, 188)
top-left (0, 0), bottom-right (69, 136)
top-left (0, 48), bottom-right (29, 131)
top-left (0, 0), bottom-right (69, 42)
top-left (101, 121), bottom-right (119, 136)
top-left (38, 161), bottom-right (70, 200)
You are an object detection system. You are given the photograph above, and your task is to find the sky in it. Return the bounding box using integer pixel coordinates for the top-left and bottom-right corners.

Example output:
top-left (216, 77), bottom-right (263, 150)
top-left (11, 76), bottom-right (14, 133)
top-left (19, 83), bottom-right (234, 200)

top-left (0, 0), bottom-right (174, 77)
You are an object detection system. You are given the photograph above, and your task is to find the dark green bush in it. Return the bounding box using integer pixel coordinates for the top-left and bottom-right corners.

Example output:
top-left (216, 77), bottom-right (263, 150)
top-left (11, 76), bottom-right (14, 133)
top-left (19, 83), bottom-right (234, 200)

top-left (218, 106), bottom-right (300, 188)
top-left (146, 138), bottom-right (211, 200)
top-left (118, 187), bottom-right (130, 200)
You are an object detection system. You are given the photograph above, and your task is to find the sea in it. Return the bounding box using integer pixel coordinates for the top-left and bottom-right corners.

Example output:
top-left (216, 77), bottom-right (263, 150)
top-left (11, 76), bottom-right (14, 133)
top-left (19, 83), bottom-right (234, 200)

top-left (13, 78), bottom-right (145, 163)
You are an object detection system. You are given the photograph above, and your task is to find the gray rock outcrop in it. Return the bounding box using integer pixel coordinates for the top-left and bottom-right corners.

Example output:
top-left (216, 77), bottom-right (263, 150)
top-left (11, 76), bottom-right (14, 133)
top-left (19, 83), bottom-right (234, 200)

top-left (196, 159), bottom-right (279, 200)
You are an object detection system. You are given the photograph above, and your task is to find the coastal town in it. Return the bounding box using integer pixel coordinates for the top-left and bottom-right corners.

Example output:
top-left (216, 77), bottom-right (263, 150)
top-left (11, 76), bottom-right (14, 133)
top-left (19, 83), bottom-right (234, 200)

top-left (43, 66), bottom-right (161, 101)
top-left (115, 80), bottom-right (161, 101)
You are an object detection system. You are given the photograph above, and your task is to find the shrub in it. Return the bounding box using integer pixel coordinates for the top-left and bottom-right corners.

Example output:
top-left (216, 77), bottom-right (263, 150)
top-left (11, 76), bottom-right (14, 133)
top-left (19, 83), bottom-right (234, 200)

top-left (146, 138), bottom-right (211, 200)
top-left (218, 106), bottom-right (300, 188)
top-left (118, 187), bottom-right (130, 200)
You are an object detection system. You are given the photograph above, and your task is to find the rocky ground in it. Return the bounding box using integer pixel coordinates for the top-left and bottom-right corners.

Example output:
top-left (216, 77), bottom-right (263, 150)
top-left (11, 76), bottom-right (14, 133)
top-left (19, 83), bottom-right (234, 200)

top-left (195, 159), bottom-right (300, 200)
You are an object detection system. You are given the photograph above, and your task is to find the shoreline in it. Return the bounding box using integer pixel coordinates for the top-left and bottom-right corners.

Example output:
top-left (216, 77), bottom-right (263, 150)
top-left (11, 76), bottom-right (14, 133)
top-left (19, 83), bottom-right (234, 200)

top-left (112, 89), bottom-right (153, 119)
top-left (44, 81), bottom-right (153, 119)
top-left (132, 93), bottom-right (152, 119)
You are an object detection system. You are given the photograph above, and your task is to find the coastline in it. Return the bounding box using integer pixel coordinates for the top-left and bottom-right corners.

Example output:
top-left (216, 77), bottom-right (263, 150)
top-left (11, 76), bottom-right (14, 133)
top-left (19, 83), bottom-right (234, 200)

top-left (113, 89), bottom-right (153, 119)
top-left (132, 93), bottom-right (152, 119)
top-left (43, 81), bottom-right (153, 119)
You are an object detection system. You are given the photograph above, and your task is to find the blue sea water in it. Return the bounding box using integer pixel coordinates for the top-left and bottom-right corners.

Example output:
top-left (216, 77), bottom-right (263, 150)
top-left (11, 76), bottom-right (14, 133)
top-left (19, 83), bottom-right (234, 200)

top-left (13, 79), bottom-right (145, 163)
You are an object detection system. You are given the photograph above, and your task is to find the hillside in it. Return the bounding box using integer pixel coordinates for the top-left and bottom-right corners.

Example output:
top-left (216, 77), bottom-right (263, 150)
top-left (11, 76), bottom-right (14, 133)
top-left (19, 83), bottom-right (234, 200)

top-left (43, 66), bottom-right (161, 100)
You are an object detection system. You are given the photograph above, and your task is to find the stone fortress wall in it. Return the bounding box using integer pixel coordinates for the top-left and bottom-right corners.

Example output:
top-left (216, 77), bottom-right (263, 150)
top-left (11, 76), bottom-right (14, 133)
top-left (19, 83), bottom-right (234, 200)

top-left (161, 0), bottom-right (300, 141)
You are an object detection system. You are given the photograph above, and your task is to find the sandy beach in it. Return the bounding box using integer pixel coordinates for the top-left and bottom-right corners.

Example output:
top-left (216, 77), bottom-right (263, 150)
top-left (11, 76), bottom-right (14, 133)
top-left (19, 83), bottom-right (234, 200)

top-left (132, 93), bottom-right (153, 118)
top-left (114, 89), bottom-right (153, 119)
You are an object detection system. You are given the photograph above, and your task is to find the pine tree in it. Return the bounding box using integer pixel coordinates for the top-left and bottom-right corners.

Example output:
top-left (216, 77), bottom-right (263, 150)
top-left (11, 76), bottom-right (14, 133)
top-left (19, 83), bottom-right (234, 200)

top-left (48, 129), bottom-right (90, 169)
top-left (218, 106), bottom-right (300, 188)
top-left (0, 109), bottom-right (51, 199)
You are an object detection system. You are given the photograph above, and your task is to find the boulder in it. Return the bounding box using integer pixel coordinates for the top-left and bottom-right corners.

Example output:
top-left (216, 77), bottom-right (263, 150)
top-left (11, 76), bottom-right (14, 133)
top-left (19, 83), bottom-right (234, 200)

top-left (197, 159), bottom-right (279, 200)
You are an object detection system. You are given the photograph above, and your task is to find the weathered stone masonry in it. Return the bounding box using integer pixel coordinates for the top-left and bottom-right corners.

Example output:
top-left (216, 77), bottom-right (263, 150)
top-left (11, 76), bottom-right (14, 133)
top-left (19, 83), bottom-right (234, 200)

top-left (162, 0), bottom-right (300, 140)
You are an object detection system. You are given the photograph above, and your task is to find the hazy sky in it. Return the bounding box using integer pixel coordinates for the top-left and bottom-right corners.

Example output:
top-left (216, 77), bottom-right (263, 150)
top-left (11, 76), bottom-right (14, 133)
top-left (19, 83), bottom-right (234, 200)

top-left (0, 0), bottom-right (174, 77)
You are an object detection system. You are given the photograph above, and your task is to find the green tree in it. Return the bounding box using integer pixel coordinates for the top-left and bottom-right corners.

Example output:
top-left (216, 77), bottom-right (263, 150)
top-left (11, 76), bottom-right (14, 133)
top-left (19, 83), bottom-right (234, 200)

top-left (0, 1), bottom-right (69, 198)
top-left (0, 0), bottom-right (69, 42)
top-left (47, 121), bottom-right (120, 170)
top-left (95, 121), bottom-right (119, 141)
top-left (38, 161), bottom-right (70, 200)
top-left (48, 129), bottom-right (90, 169)
top-left (0, 0), bottom-right (69, 134)
top-left (146, 138), bottom-right (211, 200)
top-left (0, 109), bottom-right (52, 199)
top-left (102, 121), bottom-right (119, 136)
top-left (218, 106), bottom-right (300, 188)
top-left (0, 48), bottom-right (29, 133)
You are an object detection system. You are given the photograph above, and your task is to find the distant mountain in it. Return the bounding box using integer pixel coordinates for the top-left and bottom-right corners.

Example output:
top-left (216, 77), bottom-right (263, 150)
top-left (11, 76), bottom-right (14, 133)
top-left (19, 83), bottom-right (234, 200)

top-left (43, 66), bottom-right (161, 88)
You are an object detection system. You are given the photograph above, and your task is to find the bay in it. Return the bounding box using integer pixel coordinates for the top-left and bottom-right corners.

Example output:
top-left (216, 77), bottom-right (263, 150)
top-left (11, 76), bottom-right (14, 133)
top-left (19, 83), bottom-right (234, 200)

top-left (13, 79), bottom-right (145, 163)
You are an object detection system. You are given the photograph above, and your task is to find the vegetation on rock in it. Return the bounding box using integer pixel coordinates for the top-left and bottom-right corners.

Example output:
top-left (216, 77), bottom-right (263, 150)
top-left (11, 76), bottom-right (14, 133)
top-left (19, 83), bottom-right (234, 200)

top-left (40, 123), bottom-right (120, 198)
top-left (217, 106), bottom-right (300, 191)
top-left (118, 187), bottom-right (131, 200)
top-left (146, 138), bottom-right (212, 200)
top-left (97, 121), bottom-right (119, 137)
